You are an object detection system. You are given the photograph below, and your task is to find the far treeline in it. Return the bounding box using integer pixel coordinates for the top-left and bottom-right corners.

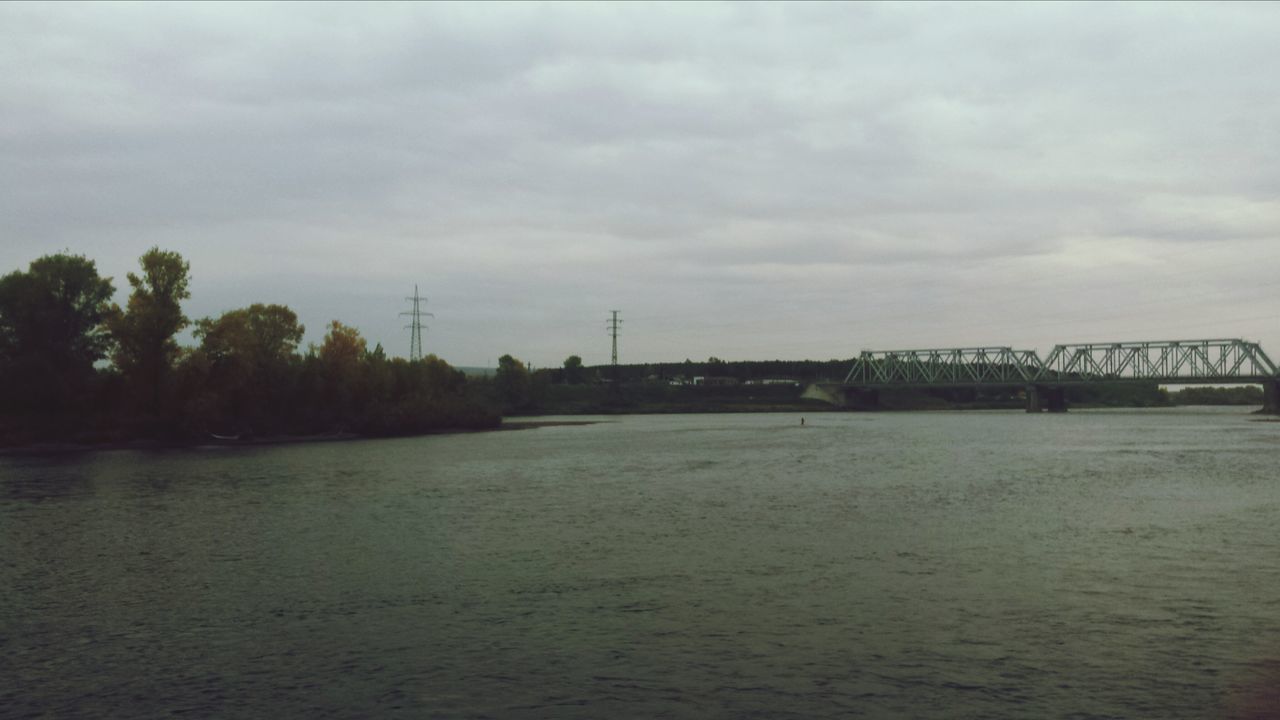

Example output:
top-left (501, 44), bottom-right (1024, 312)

top-left (0, 249), bottom-right (503, 447)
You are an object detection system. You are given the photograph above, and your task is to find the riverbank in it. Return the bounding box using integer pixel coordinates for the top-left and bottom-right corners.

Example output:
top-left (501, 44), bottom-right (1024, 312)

top-left (512, 382), bottom-right (836, 416)
top-left (513, 381), bottom-right (1181, 416)
top-left (0, 420), bottom-right (610, 456)
top-left (499, 420), bottom-right (606, 430)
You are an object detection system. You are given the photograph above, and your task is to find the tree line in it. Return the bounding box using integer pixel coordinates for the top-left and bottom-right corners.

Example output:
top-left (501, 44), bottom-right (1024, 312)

top-left (8, 249), bottom-right (1254, 447)
top-left (1168, 385), bottom-right (1263, 406)
top-left (534, 357), bottom-right (854, 387)
top-left (0, 249), bottom-right (499, 446)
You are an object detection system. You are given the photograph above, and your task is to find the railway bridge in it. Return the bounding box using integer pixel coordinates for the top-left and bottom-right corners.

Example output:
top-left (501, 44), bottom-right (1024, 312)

top-left (810, 339), bottom-right (1280, 413)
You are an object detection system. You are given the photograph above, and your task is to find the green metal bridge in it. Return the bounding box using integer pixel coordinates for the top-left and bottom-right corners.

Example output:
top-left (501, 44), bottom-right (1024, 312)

top-left (831, 338), bottom-right (1280, 413)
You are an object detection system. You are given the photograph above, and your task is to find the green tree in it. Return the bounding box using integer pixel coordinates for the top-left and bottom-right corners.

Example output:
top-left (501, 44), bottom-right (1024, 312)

top-left (563, 354), bottom-right (584, 384)
top-left (107, 247), bottom-right (191, 411)
top-left (414, 354), bottom-right (467, 399)
top-left (364, 342), bottom-right (392, 406)
top-left (0, 253), bottom-right (115, 415)
top-left (193, 303), bottom-right (304, 431)
top-left (495, 354), bottom-right (531, 410)
top-left (196, 304), bottom-right (304, 369)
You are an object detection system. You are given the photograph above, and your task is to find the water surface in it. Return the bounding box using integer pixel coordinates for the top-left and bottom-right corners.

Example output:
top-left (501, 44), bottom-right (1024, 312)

top-left (4, 409), bottom-right (1280, 718)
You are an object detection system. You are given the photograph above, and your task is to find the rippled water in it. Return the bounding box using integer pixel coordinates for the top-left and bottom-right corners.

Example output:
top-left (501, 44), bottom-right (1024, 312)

top-left (4, 409), bottom-right (1280, 718)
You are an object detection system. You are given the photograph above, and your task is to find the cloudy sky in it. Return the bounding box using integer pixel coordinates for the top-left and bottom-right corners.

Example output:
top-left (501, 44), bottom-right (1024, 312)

top-left (3, 2), bottom-right (1278, 368)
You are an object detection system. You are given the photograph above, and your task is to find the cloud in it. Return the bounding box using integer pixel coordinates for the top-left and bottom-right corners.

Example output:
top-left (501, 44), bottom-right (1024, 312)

top-left (2, 2), bottom-right (1278, 366)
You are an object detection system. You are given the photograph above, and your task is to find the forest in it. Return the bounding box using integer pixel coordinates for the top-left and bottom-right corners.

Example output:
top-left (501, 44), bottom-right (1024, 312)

top-left (0, 249), bottom-right (500, 447)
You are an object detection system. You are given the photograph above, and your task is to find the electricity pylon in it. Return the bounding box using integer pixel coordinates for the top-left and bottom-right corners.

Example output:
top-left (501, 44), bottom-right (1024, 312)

top-left (401, 285), bottom-right (434, 361)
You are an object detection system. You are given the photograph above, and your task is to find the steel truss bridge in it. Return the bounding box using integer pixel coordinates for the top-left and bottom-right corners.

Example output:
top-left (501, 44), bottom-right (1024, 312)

top-left (832, 339), bottom-right (1280, 413)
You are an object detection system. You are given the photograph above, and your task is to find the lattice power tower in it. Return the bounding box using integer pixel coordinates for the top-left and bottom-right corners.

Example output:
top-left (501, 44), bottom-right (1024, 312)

top-left (401, 285), bottom-right (434, 361)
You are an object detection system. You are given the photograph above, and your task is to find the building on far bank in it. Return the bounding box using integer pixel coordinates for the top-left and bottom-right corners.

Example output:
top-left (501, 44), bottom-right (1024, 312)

top-left (692, 376), bottom-right (739, 386)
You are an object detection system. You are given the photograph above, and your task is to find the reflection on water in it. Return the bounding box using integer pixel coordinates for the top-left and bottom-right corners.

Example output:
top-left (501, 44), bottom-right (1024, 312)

top-left (3, 408), bottom-right (1279, 718)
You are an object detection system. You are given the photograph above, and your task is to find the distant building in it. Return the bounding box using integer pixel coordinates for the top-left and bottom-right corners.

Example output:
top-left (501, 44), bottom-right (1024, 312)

top-left (693, 376), bottom-right (739, 386)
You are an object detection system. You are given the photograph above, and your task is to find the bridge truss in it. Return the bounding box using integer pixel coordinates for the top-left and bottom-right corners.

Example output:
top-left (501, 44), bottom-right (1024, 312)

top-left (843, 339), bottom-right (1279, 387)
top-left (843, 347), bottom-right (1043, 386)
top-left (1037, 339), bottom-right (1278, 384)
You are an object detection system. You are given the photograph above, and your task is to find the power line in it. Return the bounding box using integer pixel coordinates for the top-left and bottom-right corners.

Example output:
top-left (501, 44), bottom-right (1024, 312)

top-left (400, 285), bottom-right (434, 361)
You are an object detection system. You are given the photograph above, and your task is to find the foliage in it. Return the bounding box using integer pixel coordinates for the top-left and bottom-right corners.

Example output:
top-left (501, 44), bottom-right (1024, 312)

top-left (320, 320), bottom-right (366, 376)
top-left (0, 253), bottom-right (115, 416)
top-left (317, 320), bottom-right (367, 422)
top-left (0, 249), bottom-right (499, 445)
top-left (106, 247), bottom-right (191, 411)
top-left (196, 303), bottom-right (304, 370)
top-left (1170, 385), bottom-right (1264, 406)
top-left (597, 357), bottom-right (855, 383)
top-left (189, 303), bottom-right (305, 432)
top-left (1068, 382), bottom-right (1169, 407)
top-left (563, 354), bottom-right (584, 384)
top-left (495, 354), bottom-right (531, 411)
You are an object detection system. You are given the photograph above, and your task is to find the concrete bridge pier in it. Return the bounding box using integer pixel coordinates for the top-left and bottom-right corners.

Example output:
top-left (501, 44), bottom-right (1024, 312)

top-left (1025, 385), bottom-right (1040, 413)
top-left (1026, 385), bottom-right (1068, 413)
top-left (801, 384), bottom-right (880, 410)
top-left (1263, 380), bottom-right (1280, 414)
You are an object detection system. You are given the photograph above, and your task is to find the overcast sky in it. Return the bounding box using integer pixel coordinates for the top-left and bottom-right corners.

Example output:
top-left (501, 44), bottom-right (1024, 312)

top-left (3, 2), bottom-right (1278, 368)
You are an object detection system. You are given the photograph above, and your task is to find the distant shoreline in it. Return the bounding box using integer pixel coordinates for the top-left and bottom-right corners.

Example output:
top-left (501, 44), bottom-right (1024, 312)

top-left (498, 420), bottom-right (606, 430)
top-left (4, 406), bottom-right (1270, 456)
top-left (0, 420), bottom-right (608, 456)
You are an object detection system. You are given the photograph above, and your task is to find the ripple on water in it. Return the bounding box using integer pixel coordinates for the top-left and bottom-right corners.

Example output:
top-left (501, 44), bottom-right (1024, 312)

top-left (3, 410), bottom-right (1280, 718)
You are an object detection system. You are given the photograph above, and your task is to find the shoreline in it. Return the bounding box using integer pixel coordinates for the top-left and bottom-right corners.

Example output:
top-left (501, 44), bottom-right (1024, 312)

top-left (0, 420), bottom-right (607, 456)
top-left (3, 405), bottom-right (1270, 456)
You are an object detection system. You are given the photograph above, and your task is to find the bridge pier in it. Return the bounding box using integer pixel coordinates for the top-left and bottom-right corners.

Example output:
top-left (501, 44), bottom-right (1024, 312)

top-left (1026, 385), bottom-right (1068, 413)
top-left (1263, 380), bottom-right (1280, 414)
top-left (1046, 387), bottom-right (1067, 413)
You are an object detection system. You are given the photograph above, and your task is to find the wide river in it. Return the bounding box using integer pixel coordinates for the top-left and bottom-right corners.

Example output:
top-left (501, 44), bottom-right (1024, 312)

top-left (4, 409), bottom-right (1280, 718)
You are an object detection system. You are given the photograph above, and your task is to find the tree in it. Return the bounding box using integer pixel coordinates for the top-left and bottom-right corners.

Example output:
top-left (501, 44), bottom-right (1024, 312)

top-left (0, 253), bottom-right (115, 368)
top-left (107, 247), bottom-right (191, 411)
top-left (193, 303), bottom-right (304, 431)
top-left (495, 354), bottom-right (530, 410)
top-left (413, 354), bottom-right (466, 399)
top-left (318, 320), bottom-right (367, 422)
top-left (563, 354), bottom-right (584, 384)
top-left (319, 320), bottom-right (366, 374)
top-left (364, 342), bottom-right (392, 407)
top-left (196, 304), bottom-right (304, 368)
top-left (0, 253), bottom-right (115, 414)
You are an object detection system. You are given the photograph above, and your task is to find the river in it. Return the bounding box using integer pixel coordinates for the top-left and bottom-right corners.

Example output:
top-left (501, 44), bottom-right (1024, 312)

top-left (4, 408), bottom-right (1279, 718)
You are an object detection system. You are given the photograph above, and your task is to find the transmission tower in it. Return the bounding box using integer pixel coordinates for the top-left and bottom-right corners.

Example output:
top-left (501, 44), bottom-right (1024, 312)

top-left (606, 310), bottom-right (622, 366)
top-left (400, 285), bottom-right (434, 361)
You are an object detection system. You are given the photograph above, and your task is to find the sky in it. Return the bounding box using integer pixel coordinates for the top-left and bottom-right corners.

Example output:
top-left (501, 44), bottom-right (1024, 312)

top-left (3, 1), bottom-right (1278, 369)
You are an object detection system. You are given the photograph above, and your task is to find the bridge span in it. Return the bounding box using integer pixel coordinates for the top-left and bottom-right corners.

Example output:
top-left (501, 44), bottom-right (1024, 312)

top-left (814, 338), bottom-right (1280, 413)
